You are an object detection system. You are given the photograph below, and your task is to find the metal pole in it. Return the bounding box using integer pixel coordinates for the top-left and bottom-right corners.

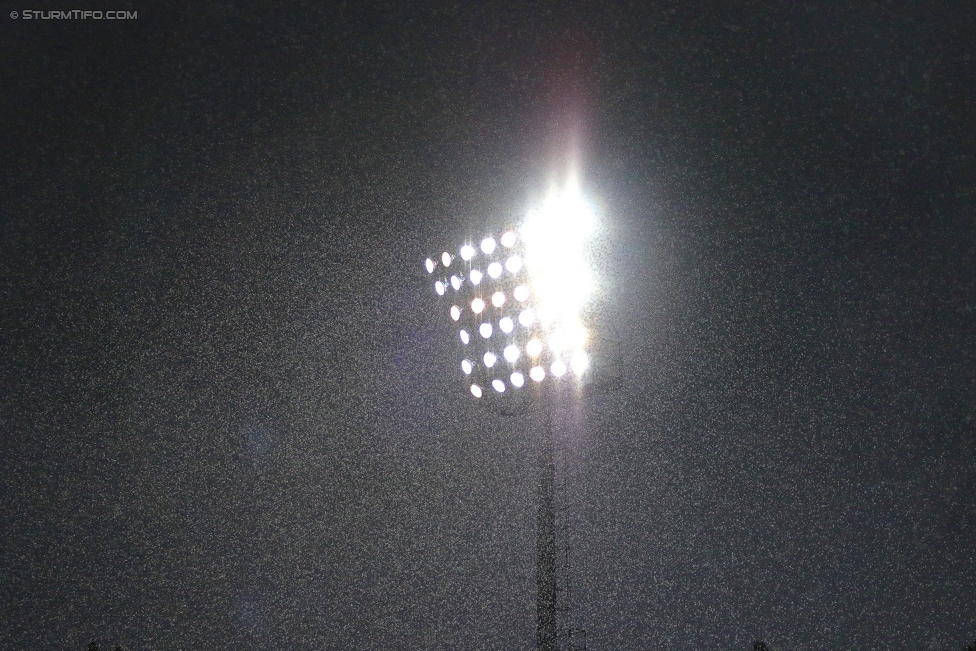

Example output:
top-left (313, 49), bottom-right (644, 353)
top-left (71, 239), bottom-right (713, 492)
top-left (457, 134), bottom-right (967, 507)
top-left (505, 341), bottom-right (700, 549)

top-left (537, 400), bottom-right (557, 651)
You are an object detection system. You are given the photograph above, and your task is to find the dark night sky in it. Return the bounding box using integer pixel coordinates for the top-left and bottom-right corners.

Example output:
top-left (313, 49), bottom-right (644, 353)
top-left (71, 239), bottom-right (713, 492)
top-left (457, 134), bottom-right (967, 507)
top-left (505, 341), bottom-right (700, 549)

top-left (2, 2), bottom-right (975, 650)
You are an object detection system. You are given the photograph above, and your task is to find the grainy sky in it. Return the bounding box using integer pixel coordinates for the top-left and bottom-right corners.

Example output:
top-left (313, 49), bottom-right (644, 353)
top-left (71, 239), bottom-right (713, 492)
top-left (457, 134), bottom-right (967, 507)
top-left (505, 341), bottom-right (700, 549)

top-left (2, 2), bottom-right (975, 650)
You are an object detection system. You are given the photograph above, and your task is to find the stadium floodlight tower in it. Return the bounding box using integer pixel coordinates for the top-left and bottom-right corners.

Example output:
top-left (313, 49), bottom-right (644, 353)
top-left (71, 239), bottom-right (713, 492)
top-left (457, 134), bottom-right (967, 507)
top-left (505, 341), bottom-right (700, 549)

top-left (424, 180), bottom-right (596, 651)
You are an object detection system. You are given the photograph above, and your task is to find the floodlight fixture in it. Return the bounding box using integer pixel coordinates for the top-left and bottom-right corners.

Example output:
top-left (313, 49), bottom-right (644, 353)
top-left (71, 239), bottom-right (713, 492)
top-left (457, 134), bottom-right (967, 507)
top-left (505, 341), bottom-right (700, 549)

top-left (492, 378), bottom-right (506, 393)
top-left (424, 178), bottom-right (593, 400)
top-left (510, 371), bottom-right (525, 388)
top-left (461, 359), bottom-right (473, 375)
top-left (470, 384), bottom-right (483, 398)
top-left (484, 351), bottom-right (497, 368)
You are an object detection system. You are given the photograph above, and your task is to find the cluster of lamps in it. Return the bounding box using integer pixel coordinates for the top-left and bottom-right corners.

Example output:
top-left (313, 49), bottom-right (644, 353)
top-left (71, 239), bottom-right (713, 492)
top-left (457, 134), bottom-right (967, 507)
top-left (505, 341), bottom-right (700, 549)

top-left (425, 190), bottom-right (595, 399)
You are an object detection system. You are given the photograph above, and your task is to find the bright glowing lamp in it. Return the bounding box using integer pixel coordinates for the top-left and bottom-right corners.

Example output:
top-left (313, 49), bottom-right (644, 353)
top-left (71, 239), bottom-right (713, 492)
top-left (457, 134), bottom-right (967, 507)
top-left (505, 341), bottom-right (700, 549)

top-left (434, 281), bottom-right (445, 296)
top-left (526, 339), bottom-right (543, 357)
top-left (505, 255), bottom-right (523, 274)
top-left (501, 231), bottom-right (517, 248)
top-left (442, 252), bottom-right (452, 266)
top-left (425, 258), bottom-right (435, 274)
top-left (514, 285), bottom-right (530, 302)
top-left (470, 269), bottom-right (483, 286)
top-left (504, 344), bottom-right (520, 363)
top-left (481, 237), bottom-right (496, 254)
top-left (520, 183), bottom-right (595, 326)
top-left (510, 371), bottom-right (525, 388)
top-left (450, 275), bottom-right (461, 291)
top-left (488, 262), bottom-right (503, 279)
top-left (471, 298), bottom-right (485, 314)
top-left (459, 329), bottom-right (470, 345)
top-left (483, 351), bottom-right (497, 368)
top-left (470, 384), bottom-right (483, 398)
top-left (461, 359), bottom-right (473, 374)
top-left (570, 351), bottom-right (589, 376)
top-left (499, 316), bottom-right (514, 333)
top-left (530, 366), bottom-right (546, 382)
top-left (479, 322), bottom-right (492, 338)
top-left (450, 305), bottom-right (461, 321)
top-left (550, 360), bottom-right (567, 377)
top-left (492, 379), bottom-right (506, 393)
top-left (491, 291), bottom-right (505, 308)
top-left (519, 309), bottom-right (535, 327)
top-left (460, 244), bottom-right (475, 261)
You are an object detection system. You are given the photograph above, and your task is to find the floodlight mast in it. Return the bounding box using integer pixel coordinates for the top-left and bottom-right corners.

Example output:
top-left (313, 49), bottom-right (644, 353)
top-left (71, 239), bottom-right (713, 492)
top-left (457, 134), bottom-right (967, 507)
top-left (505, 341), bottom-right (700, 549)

top-left (426, 193), bottom-right (593, 650)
